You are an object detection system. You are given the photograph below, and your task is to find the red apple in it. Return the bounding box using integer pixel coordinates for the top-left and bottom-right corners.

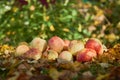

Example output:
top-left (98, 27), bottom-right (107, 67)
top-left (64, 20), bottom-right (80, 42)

top-left (48, 36), bottom-right (64, 53)
top-left (63, 40), bottom-right (70, 50)
top-left (85, 38), bottom-right (103, 55)
top-left (30, 37), bottom-right (47, 52)
top-left (59, 51), bottom-right (73, 61)
top-left (68, 40), bottom-right (84, 56)
top-left (24, 48), bottom-right (42, 60)
top-left (76, 48), bottom-right (97, 62)
top-left (16, 45), bottom-right (29, 56)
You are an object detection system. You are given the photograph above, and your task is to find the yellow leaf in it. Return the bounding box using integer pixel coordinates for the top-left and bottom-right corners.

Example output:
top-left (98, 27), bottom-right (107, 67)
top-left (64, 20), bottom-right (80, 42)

top-left (106, 33), bottom-right (117, 42)
top-left (63, 28), bottom-right (70, 32)
top-left (50, 25), bottom-right (55, 31)
top-left (6, 31), bottom-right (11, 35)
top-left (12, 7), bottom-right (18, 12)
top-left (41, 24), bottom-right (45, 31)
top-left (12, 31), bottom-right (15, 35)
top-left (78, 24), bottom-right (82, 32)
top-left (49, 68), bottom-right (59, 80)
top-left (11, 17), bottom-right (15, 22)
top-left (29, 5), bottom-right (35, 11)
top-left (94, 21), bottom-right (100, 25)
top-left (96, 74), bottom-right (109, 80)
top-left (45, 16), bottom-right (50, 21)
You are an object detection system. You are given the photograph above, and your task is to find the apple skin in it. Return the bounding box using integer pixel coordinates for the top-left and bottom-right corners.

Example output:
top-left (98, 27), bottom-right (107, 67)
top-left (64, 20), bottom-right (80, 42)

top-left (24, 48), bottom-right (42, 60)
top-left (68, 40), bottom-right (84, 56)
top-left (85, 38), bottom-right (103, 55)
top-left (76, 48), bottom-right (97, 62)
top-left (30, 37), bottom-right (47, 52)
top-left (48, 36), bottom-right (64, 53)
top-left (59, 51), bottom-right (73, 61)
top-left (16, 45), bottom-right (29, 56)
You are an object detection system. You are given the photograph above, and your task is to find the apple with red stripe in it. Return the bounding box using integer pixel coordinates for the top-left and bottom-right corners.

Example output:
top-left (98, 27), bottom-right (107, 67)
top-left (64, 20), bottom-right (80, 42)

top-left (85, 38), bottom-right (103, 56)
top-left (76, 48), bottom-right (97, 62)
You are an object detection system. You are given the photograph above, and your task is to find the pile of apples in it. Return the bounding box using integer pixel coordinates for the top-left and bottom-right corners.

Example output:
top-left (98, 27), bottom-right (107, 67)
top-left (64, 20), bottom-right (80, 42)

top-left (15, 36), bottom-right (106, 62)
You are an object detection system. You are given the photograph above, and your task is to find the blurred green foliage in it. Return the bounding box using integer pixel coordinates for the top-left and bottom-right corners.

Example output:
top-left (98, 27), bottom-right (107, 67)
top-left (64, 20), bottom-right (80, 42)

top-left (0, 0), bottom-right (120, 46)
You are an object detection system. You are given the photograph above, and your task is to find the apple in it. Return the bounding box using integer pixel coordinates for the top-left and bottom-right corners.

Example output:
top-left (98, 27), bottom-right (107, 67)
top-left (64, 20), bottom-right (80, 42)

top-left (30, 37), bottom-right (47, 52)
top-left (76, 48), bottom-right (97, 62)
top-left (48, 36), bottom-right (64, 53)
top-left (85, 38), bottom-right (103, 55)
top-left (47, 50), bottom-right (58, 60)
top-left (58, 51), bottom-right (73, 61)
top-left (16, 45), bottom-right (29, 56)
top-left (68, 40), bottom-right (84, 56)
top-left (63, 40), bottom-right (70, 50)
top-left (24, 48), bottom-right (42, 60)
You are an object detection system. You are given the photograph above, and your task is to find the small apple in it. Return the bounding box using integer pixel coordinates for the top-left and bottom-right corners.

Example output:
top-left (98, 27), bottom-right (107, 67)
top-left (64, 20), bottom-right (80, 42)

top-left (68, 40), bottom-right (84, 56)
top-left (85, 38), bottom-right (103, 55)
top-left (16, 45), bottom-right (29, 56)
top-left (76, 48), bottom-right (97, 62)
top-left (24, 48), bottom-right (42, 60)
top-left (48, 36), bottom-right (64, 53)
top-left (30, 37), bottom-right (47, 52)
top-left (58, 51), bottom-right (73, 61)
top-left (63, 40), bottom-right (70, 50)
top-left (47, 50), bottom-right (58, 60)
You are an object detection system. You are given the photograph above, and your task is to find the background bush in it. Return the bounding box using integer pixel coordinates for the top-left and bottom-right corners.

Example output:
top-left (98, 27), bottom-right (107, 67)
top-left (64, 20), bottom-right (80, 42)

top-left (0, 0), bottom-right (120, 46)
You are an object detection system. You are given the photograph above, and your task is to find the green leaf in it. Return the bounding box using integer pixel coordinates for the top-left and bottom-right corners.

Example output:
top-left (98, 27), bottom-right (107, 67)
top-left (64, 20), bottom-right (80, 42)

top-left (72, 10), bottom-right (77, 16)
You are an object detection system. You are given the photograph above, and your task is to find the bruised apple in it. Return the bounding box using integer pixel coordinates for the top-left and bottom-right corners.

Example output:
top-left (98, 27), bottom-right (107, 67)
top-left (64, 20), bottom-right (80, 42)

top-left (58, 51), bottom-right (73, 61)
top-left (76, 48), bottom-right (97, 62)
top-left (16, 45), bottom-right (29, 56)
top-left (24, 48), bottom-right (42, 60)
top-left (85, 38), bottom-right (103, 55)
top-left (48, 36), bottom-right (64, 53)
top-left (30, 37), bottom-right (47, 52)
top-left (68, 40), bottom-right (84, 56)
